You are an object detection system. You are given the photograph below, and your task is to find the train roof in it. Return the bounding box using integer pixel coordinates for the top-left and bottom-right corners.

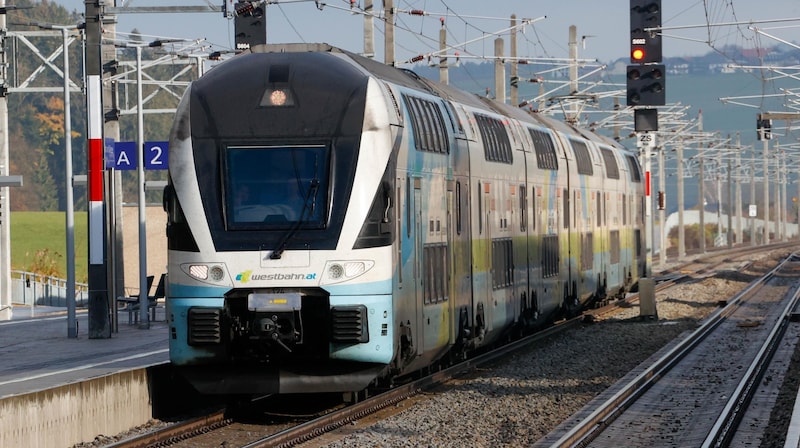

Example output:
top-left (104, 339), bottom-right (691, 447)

top-left (246, 43), bottom-right (629, 152)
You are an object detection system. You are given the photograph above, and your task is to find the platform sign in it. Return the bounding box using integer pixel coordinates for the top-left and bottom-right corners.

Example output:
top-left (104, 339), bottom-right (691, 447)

top-left (112, 141), bottom-right (137, 170)
top-left (144, 141), bottom-right (169, 170)
top-left (749, 204), bottom-right (757, 217)
top-left (104, 138), bottom-right (115, 169)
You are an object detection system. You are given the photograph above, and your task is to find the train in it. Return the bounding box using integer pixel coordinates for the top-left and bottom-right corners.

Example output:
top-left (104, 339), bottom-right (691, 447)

top-left (162, 43), bottom-right (646, 396)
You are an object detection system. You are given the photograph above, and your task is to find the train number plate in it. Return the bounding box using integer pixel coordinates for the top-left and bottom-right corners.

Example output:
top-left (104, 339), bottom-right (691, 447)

top-left (247, 293), bottom-right (302, 312)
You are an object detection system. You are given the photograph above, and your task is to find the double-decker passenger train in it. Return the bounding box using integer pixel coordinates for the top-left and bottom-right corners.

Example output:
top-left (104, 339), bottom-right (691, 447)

top-left (162, 43), bottom-right (645, 395)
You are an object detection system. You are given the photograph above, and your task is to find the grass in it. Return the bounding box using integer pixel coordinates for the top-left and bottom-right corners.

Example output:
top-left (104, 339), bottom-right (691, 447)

top-left (11, 211), bottom-right (88, 283)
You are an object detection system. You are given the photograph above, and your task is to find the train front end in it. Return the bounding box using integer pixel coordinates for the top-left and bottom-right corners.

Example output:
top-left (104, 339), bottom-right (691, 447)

top-left (164, 46), bottom-right (397, 394)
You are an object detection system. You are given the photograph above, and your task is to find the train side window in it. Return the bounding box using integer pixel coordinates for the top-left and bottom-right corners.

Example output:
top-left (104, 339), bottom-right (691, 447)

top-left (531, 186), bottom-right (536, 231)
top-left (570, 140), bottom-right (593, 175)
top-left (397, 181), bottom-right (403, 285)
top-left (574, 190), bottom-right (578, 230)
top-left (635, 229), bottom-right (642, 257)
top-left (581, 233), bottom-right (593, 270)
top-left (600, 147), bottom-right (620, 179)
top-left (596, 191), bottom-right (601, 227)
top-left (529, 128), bottom-right (558, 170)
top-left (443, 101), bottom-right (465, 136)
top-left (423, 243), bottom-right (449, 304)
top-left (640, 196), bottom-right (645, 225)
top-left (610, 230), bottom-right (620, 264)
top-left (491, 238), bottom-right (513, 289)
top-left (406, 177), bottom-right (411, 238)
top-left (456, 181), bottom-right (462, 235)
top-left (622, 194), bottom-right (627, 226)
top-left (438, 245), bottom-right (448, 302)
top-left (626, 154), bottom-right (642, 182)
top-left (563, 188), bottom-right (570, 229)
top-left (475, 113), bottom-right (513, 164)
top-left (519, 185), bottom-right (526, 232)
top-left (402, 95), bottom-right (449, 154)
top-left (478, 182), bottom-right (483, 235)
top-left (542, 235), bottom-right (559, 278)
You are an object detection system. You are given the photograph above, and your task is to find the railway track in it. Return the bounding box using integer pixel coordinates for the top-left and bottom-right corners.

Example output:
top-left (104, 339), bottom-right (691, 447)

top-left (540, 252), bottom-right (800, 447)
top-left (101, 243), bottom-right (800, 448)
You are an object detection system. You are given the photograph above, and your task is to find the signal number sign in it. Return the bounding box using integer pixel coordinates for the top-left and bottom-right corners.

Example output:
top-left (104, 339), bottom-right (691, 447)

top-left (638, 133), bottom-right (656, 149)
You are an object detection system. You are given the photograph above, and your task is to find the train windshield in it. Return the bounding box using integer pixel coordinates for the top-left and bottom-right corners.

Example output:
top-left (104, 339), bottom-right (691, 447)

top-left (224, 145), bottom-right (330, 230)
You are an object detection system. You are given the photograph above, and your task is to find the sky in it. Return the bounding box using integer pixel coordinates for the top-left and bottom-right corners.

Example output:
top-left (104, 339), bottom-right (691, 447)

top-left (52, 0), bottom-right (800, 66)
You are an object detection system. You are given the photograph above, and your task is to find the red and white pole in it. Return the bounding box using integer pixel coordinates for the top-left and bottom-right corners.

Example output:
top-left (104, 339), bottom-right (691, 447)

top-left (87, 74), bottom-right (104, 265)
top-left (85, 1), bottom-right (110, 338)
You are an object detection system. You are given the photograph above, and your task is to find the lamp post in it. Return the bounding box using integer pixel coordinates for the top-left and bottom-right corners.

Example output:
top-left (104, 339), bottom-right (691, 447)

top-left (22, 21), bottom-right (80, 336)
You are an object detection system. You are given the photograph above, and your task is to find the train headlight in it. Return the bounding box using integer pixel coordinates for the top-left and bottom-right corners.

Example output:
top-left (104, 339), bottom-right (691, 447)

top-left (328, 263), bottom-right (344, 280)
top-left (181, 263), bottom-right (231, 286)
top-left (260, 87), bottom-right (295, 107)
top-left (321, 260), bottom-right (375, 285)
top-left (209, 265), bottom-right (225, 281)
top-left (344, 262), bottom-right (366, 277)
top-left (189, 265), bottom-right (208, 280)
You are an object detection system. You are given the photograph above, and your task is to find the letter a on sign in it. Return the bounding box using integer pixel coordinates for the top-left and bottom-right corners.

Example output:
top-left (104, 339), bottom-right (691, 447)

top-left (113, 141), bottom-right (137, 170)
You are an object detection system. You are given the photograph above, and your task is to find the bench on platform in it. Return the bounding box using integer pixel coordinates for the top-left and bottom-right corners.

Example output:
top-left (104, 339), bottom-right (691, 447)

top-left (118, 274), bottom-right (165, 325)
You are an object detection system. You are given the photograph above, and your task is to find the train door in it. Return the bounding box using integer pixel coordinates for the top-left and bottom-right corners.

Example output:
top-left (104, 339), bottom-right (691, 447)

top-left (470, 179), bottom-right (493, 343)
top-left (451, 178), bottom-right (472, 346)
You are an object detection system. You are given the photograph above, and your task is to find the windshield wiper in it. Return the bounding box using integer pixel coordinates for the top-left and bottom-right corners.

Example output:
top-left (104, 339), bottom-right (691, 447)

top-left (269, 179), bottom-right (319, 259)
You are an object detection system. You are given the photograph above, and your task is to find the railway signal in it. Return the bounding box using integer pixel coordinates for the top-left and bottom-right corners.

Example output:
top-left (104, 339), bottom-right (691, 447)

top-left (628, 0), bottom-right (665, 108)
top-left (233, 1), bottom-right (267, 51)
top-left (630, 0), bottom-right (662, 64)
top-left (627, 64), bottom-right (665, 106)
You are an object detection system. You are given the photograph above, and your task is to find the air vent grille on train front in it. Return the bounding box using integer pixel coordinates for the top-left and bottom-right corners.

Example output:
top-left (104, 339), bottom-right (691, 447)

top-left (188, 307), bottom-right (222, 345)
top-left (331, 305), bottom-right (369, 343)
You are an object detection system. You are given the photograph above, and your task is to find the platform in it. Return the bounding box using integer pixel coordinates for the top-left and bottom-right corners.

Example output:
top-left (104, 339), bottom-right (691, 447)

top-left (0, 305), bottom-right (172, 448)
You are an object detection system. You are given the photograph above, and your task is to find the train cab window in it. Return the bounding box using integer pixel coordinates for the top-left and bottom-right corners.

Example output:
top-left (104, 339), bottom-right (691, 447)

top-left (563, 188), bottom-right (570, 229)
top-left (475, 114), bottom-right (513, 164)
top-left (600, 147), bottom-right (620, 179)
top-left (529, 128), bottom-right (558, 170)
top-left (570, 140), bottom-right (593, 175)
top-left (223, 145), bottom-right (330, 230)
top-left (402, 95), bottom-right (449, 154)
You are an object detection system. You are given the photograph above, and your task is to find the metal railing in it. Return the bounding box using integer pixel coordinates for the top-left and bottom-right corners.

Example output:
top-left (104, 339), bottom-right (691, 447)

top-left (10, 270), bottom-right (89, 308)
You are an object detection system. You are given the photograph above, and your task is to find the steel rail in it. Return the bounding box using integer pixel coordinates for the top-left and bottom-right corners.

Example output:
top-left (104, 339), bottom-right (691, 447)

top-left (550, 253), bottom-right (794, 448)
top-left (702, 255), bottom-right (800, 448)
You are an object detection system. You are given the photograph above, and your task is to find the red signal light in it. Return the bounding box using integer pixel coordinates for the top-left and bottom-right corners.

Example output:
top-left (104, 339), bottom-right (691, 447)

top-left (632, 48), bottom-right (645, 61)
